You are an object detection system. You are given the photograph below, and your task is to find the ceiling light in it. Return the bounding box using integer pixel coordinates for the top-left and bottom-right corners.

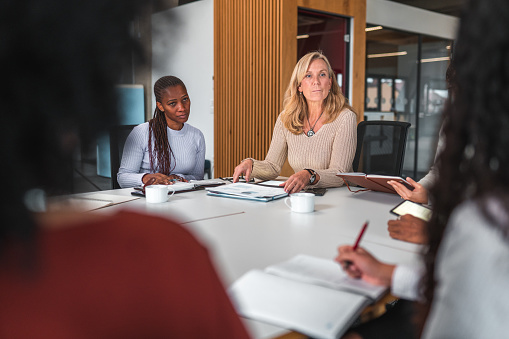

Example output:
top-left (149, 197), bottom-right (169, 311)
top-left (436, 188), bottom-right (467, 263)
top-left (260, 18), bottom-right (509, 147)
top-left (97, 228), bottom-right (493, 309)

top-left (367, 51), bottom-right (407, 58)
top-left (421, 56), bottom-right (450, 63)
top-left (365, 26), bottom-right (383, 32)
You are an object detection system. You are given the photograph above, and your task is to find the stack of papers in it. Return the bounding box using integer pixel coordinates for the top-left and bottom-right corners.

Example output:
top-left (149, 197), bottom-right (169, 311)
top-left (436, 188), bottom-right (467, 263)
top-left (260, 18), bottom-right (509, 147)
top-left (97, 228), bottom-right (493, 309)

top-left (189, 179), bottom-right (227, 187)
top-left (166, 182), bottom-right (197, 192)
top-left (206, 183), bottom-right (288, 202)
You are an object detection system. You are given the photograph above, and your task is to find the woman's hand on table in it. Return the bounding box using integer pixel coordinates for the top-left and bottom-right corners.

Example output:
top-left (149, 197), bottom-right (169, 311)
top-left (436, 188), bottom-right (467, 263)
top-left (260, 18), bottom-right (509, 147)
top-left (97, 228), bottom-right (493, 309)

top-left (142, 173), bottom-right (187, 185)
top-left (280, 171), bottom-right (309, 194)
top-left (388, 214), bottom-right (427, 244)
top-left (335, 246), bottom-right (395, 287)
top-left (281, 170), bottom-right (319, 194)
top-left (387, 177), bottom-right (428, 204)
top-left (233, 159), bottom-right (253, 183)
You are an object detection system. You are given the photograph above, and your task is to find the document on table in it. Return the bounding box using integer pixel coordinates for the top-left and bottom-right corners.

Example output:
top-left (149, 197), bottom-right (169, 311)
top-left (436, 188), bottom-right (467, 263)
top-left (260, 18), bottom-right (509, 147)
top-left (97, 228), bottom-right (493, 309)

top-left (189, 179), bottom-right (227, 186)
top-left (229, 255), bottom-right (388, 339)
top-left (133, 180), bottom-right (226, 196)
top-left (206, 183), bottom-right (288, 202)
top-left (256, 180), bottom-right (285, 187)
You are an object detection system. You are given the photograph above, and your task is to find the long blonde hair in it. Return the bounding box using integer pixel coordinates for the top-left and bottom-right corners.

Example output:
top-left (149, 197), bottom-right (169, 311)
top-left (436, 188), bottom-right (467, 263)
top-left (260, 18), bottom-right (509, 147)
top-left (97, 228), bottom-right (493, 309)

top-left (280, 51), bottom-right (353, 135)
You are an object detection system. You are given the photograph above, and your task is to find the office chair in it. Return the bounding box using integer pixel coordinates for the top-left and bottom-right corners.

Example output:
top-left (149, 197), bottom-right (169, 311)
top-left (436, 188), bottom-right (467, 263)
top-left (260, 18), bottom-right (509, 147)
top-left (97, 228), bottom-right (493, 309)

top-left (109, 124), bottom-right (137, 189)
top-left (352, 120), bottom-right (411, 177)
top-left (204, 159), bottom-right (212, 179)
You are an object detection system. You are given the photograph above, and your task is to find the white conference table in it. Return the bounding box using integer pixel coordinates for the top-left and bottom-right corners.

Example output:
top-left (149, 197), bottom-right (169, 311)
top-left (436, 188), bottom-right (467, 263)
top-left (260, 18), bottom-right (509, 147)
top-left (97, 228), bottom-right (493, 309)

top-left (82, 184), bottom-right (423, 338)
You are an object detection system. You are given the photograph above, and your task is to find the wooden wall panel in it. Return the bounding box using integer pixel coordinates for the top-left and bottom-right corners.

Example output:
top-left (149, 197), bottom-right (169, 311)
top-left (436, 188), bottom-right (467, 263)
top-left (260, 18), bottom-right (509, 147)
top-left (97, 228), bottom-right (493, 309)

top-left (214, 0), bottom-right (366, 178)
top-left (214, 0), bottom-right (283, 177)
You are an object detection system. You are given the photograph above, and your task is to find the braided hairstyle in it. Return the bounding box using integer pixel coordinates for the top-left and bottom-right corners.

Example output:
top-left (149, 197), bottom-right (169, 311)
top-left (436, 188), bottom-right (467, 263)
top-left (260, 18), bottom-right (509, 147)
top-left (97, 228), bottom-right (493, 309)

top-left (149, 76), bottom-right (187, 175)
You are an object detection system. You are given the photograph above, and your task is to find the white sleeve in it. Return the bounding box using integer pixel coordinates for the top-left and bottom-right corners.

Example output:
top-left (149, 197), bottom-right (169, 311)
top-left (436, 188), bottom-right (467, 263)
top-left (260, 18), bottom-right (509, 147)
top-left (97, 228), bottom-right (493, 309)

top-left (391, 263), bottom-right (424, 301)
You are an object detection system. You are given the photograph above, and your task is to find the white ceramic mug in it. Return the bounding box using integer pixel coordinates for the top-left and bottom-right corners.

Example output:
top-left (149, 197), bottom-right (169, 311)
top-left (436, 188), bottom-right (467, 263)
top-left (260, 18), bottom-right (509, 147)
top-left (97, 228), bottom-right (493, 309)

top-left (284, 192), bottom-right (315, 213)
top-left (145, 184), bottom-right (175, 203)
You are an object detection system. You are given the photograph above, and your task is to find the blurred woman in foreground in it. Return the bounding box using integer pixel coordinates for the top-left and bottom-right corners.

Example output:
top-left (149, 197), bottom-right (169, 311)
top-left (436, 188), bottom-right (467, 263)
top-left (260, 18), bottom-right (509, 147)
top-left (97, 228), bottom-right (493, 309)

top-left (0, 1), bottom-right (250, 338)
top-left (337, 0), bottom-right (509, 337)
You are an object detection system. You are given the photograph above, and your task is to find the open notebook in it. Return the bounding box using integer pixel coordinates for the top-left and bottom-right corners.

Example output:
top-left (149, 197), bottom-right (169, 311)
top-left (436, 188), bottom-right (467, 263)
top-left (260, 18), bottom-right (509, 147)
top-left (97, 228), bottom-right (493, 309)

top-left (229, 255), bottom-right (387, 339)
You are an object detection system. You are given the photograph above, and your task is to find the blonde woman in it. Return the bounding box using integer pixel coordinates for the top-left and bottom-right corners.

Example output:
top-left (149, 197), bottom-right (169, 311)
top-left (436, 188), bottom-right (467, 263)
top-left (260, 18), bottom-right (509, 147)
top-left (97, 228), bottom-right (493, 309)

top-left (233, 51), bottom-right (357, 194)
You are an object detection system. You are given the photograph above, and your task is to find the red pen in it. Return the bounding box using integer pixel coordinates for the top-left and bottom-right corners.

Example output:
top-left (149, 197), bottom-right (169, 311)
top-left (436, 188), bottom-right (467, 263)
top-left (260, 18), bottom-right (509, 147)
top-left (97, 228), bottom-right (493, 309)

top-left (343, 221), bottom-right (369, 269)
top-left (352, 221), bottom-right (369, 250)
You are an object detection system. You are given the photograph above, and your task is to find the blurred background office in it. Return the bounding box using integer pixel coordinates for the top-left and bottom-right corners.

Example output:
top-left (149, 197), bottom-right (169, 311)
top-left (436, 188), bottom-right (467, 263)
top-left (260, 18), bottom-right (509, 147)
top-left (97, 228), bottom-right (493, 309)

top-left (74, 0), bottom-right (463, 193)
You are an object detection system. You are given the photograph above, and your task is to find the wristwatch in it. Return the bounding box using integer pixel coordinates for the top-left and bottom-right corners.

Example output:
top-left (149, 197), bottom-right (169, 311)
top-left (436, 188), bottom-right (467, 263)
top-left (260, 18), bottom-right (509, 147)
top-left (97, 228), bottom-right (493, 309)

top-left (304, 168), bottom-right (317, 185)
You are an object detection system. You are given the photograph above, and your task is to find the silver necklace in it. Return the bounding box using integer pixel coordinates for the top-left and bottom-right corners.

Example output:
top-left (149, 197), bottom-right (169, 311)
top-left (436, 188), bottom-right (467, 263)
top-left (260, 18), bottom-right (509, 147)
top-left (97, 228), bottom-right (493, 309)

top-left (306, 111), bottom-right (324, 137)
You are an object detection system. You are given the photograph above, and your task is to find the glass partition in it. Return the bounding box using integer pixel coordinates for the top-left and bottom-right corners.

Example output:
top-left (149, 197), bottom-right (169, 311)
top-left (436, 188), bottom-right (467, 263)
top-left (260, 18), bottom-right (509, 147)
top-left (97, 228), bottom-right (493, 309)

top-left (365, 25), bottom-right (452, 179)
top-left (298, 9), bottom-right (349, 96)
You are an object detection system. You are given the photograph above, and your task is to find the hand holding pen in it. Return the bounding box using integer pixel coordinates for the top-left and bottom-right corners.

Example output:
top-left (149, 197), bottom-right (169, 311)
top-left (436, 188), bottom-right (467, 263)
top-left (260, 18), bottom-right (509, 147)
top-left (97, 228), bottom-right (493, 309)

top-left (335, 221), bottom-right (395, 286)
top-left (342, 221), bottom-right (369, 269)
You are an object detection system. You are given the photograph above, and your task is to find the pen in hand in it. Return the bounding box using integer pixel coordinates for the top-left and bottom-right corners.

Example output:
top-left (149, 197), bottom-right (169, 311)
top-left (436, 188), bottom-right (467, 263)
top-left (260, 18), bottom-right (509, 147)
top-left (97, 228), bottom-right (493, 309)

top-left (343, 221), bottom-right (369, 269)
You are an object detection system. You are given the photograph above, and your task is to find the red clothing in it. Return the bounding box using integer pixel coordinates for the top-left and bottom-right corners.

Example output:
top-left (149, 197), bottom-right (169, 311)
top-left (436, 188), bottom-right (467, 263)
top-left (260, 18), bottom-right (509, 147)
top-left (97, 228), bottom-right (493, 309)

top-left (0, 211), bottom-right (251, 339)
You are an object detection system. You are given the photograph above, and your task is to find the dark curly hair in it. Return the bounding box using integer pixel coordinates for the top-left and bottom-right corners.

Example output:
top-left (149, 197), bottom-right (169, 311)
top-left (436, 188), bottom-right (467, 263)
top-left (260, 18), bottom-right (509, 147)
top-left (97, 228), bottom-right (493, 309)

top-left (422, 0), bottom-right (509, 329)
top-left (0, 0), bottom-right (144, 257)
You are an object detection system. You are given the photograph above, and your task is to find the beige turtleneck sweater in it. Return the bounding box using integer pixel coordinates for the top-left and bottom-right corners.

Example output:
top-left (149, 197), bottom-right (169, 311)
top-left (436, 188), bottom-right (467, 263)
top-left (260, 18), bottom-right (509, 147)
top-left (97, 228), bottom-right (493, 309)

top-left (251, 108), bottom-right (357, 188)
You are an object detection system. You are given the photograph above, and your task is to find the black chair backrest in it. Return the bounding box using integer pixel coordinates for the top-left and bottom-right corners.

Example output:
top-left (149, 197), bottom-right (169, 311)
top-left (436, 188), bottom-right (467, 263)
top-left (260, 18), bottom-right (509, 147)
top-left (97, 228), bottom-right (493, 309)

top-left (204, 159), bottom-right (212, 179)
top-left (110, 124), bottom-right (137, 189)
top-left (352, 120), bottom-right (411, 177)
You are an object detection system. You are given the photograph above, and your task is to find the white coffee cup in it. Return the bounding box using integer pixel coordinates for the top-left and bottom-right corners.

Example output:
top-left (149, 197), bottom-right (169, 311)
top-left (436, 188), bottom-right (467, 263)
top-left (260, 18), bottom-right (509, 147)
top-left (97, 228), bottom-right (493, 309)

top-left (284, 192), bottom-right (315, 213)
top-left (145, 185), bottom-right (175, 203)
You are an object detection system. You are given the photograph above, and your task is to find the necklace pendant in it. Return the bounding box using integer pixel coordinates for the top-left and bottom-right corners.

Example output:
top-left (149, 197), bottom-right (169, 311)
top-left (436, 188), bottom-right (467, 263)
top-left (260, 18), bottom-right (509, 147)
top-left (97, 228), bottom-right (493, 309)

top-left (307, 130), bottom-right (315, 137)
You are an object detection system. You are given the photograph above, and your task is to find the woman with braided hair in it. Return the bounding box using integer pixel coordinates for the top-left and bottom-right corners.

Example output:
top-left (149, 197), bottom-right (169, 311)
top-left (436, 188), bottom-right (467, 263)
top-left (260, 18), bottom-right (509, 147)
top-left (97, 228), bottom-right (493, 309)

top-left (118, 76), bottom-right (206, 188)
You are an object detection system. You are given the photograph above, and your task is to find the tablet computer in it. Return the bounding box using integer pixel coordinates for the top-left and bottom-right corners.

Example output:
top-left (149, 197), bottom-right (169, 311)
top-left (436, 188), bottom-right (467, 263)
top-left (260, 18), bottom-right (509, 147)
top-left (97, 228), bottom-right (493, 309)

top-left (390, 200), bottom-right (432, 221)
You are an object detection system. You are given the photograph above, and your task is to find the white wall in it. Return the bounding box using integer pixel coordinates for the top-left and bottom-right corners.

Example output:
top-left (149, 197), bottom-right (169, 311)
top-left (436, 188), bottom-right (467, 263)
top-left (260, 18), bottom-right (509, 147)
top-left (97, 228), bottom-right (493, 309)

top-left (152, 0), bottom-right (214, 174)
top-left (367, 0), bottom-right (459, 40)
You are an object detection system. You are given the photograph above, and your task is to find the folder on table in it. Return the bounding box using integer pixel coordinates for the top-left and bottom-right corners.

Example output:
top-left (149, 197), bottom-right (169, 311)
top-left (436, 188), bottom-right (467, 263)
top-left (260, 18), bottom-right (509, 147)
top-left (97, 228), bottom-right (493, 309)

top-left (337, 172), bottom-right (414, 194)
top-left (206, 183), bottom-right (288, 202)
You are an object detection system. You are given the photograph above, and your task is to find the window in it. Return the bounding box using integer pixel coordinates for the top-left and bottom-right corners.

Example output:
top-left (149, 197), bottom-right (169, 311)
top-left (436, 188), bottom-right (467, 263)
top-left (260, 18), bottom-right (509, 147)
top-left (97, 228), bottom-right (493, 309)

top-left (365, 25), bottom-right (452, 179)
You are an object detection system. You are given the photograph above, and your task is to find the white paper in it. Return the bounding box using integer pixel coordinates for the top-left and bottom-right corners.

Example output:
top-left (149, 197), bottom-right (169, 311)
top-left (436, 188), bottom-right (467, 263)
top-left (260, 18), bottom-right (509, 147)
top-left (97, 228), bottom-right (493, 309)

top-left (206, 183), bottom-right (287, 199)
top-left (230, 270), bottom-right (369, 339)
top-left (190, 179), bottom-right (226, 186)
top-left (258, 180), bottom-right (286, 187)
top-left (265, 255), bottom-right (387, 300)
top-left (166, 182), bottom-right (197, 192)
